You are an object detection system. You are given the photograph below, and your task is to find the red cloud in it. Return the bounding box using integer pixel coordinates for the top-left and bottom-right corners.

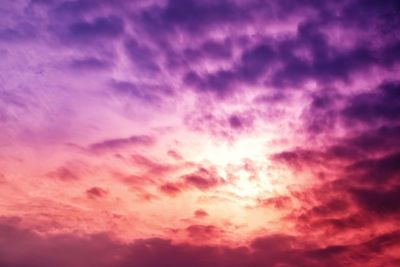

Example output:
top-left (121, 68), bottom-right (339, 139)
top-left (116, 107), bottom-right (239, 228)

top-left (194, 209), bottom-right (208, 218)
top-left (86, 187), bottom-right (108, 199)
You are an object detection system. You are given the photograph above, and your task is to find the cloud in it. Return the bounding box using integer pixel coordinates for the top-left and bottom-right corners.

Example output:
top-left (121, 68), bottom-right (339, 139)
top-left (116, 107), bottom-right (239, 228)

top-left (88, 135), bottom-right (155, 153)
top-left (68, 57), bottom-right (113, 71)
top-left (2, 217), bottom-right (399, 267)
top-left (183, 174), bottom-right (219, 191)
top-left (183, 39), bottom-right (233, 63)
top-left (159, 182), bottom-right (182, 197)
top-left (185, 224), bottom-right (223, 241)
top-left (0, 218), bottom-right (120, 267)
top-left (46, 166), bottom-right (80, 181)
top-left (184, 108), bottom-right (257, 140)
top-left (65, 16), bottom-right (124, 43)
top-left (0, 24), bottom-right (36, 42)
top-left (341, 125), bottom-right (400, 155)
top-left (184, 43), bottom-right (277, 96)
top-left (86, 187), bottom-right (108, 199)
top-left (49, 0), bottom-right (105, 17)
top-left (194, 209), bottom-right (208, 218)
top-left (350, 187), bottom-right (400, 215)
top-left (347, 151), bottom-right (400, 184)
top-left (109, 79), bottom-right (167, 104)
top-left (306, 213), bottom-right (369, 233)
top-left (227, 114), bottom-right (254, 130)
top-left (3, 1), bottom-right (400, 266)
top-left (124, 39), bottom-right (160, 73)
top-left (177, 1), bottom-right (400, 97)
top-left (258, 196), bottom-right (292, 209)
top-left (158, 168), bottom-right (224, 196)
top-left (167, 150), bottom-right (184, 160)
top-left (342, 81), bottom-right (400, 125)
top-left (138, 0), bottom-right (248, 38)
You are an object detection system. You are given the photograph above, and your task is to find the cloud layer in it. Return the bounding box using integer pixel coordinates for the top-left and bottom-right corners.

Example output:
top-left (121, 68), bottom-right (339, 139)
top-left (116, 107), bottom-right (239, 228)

top-left (1, 0), bottom-right (400, 266)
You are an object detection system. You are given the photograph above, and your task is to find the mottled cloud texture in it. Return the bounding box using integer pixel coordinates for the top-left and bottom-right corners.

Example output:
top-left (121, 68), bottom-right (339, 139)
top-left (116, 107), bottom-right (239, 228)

top-left (1, 0), bottom-right (400, 266)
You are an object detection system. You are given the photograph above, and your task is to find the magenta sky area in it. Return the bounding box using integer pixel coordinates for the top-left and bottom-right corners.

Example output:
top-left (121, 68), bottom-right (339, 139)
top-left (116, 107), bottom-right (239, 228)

top-left (1, 0), bottom-right (400, 266)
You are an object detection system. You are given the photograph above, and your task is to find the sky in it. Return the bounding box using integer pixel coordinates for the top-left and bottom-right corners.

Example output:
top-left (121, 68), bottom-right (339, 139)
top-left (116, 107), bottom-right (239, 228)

top-left (0, 0), bottom-right (400, 266)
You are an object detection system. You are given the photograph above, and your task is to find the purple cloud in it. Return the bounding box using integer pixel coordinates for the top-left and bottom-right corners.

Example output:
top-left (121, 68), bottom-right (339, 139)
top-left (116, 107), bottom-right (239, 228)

top-left (88, 135), bottom-right (155, 153)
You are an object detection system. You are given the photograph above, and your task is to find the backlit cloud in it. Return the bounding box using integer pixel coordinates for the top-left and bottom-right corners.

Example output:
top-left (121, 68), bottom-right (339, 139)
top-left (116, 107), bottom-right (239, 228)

top-left (1, 0), bottom-right (400, 266)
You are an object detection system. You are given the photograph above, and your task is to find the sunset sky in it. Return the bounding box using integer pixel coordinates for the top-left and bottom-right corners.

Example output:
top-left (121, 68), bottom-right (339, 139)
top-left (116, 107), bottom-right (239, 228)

top-left (1, 0), bottom-right (400, 266)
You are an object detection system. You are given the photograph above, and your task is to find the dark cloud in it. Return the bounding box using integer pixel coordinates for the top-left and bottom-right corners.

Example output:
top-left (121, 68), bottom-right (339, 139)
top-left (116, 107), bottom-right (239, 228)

top-left (273, 81), bottom-right (400, 169)
top-left (1, 217), bottom-right (400, 267)
top-left (362, 229), bottom-right (400, 253)
top-left (0, 24), bottom-right (36, 42)
top-left (342, 81), bottom-right (400, 125)
top-left (186, 224), bottom-right (223, 240)
top-left (308, 199), bottom-right (350, 217)
top-left (178, 0), bottom-right (400, 96)
top-left (184, 43), bottom-right (276, 95)
top-left (273, 145), bottom-right (400, 223)
top-left (124, 39), bottom-right (160, 73)
top-left (184, 69), bottom-right (236, 96)
top-left (342, 124), bottom-right (400, 154)
top-left (27, 0), bottom-right (400, 101)
top-left (66, 16), bottom-right (124, 42)
top-left (51, 0), bottom-right (104, 16)
top-left (311, 213), bottom-right (369, 232)
top-left (271, 148), bottom-right (324, 171)
top-left (183, 39), bottom-right (233, 63)
top-left (138, 0), bottom-right (247, 38)
top-left (301, 88), bottom-right (341, 135)
top-left (251, 234), bottom-right (295, 252)
top-left (347, 151), bottom-right (400, 184)
top-left (341, 0), bottom-right (400, 30)
top-left (269, 3), bottom-right (400, 88)
top-left (0, 218), bottom-right (121, 267)
top-left (350, 187), bottom-right (400, 215)
top-left (291, 195), bottom-right (367, 235)
top-left (237, 44), bottom-right (276, 82)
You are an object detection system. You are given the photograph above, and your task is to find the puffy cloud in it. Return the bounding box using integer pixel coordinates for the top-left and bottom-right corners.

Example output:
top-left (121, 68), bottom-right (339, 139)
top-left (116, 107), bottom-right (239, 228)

top-left (2, 0), bottom-right (400, 266)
